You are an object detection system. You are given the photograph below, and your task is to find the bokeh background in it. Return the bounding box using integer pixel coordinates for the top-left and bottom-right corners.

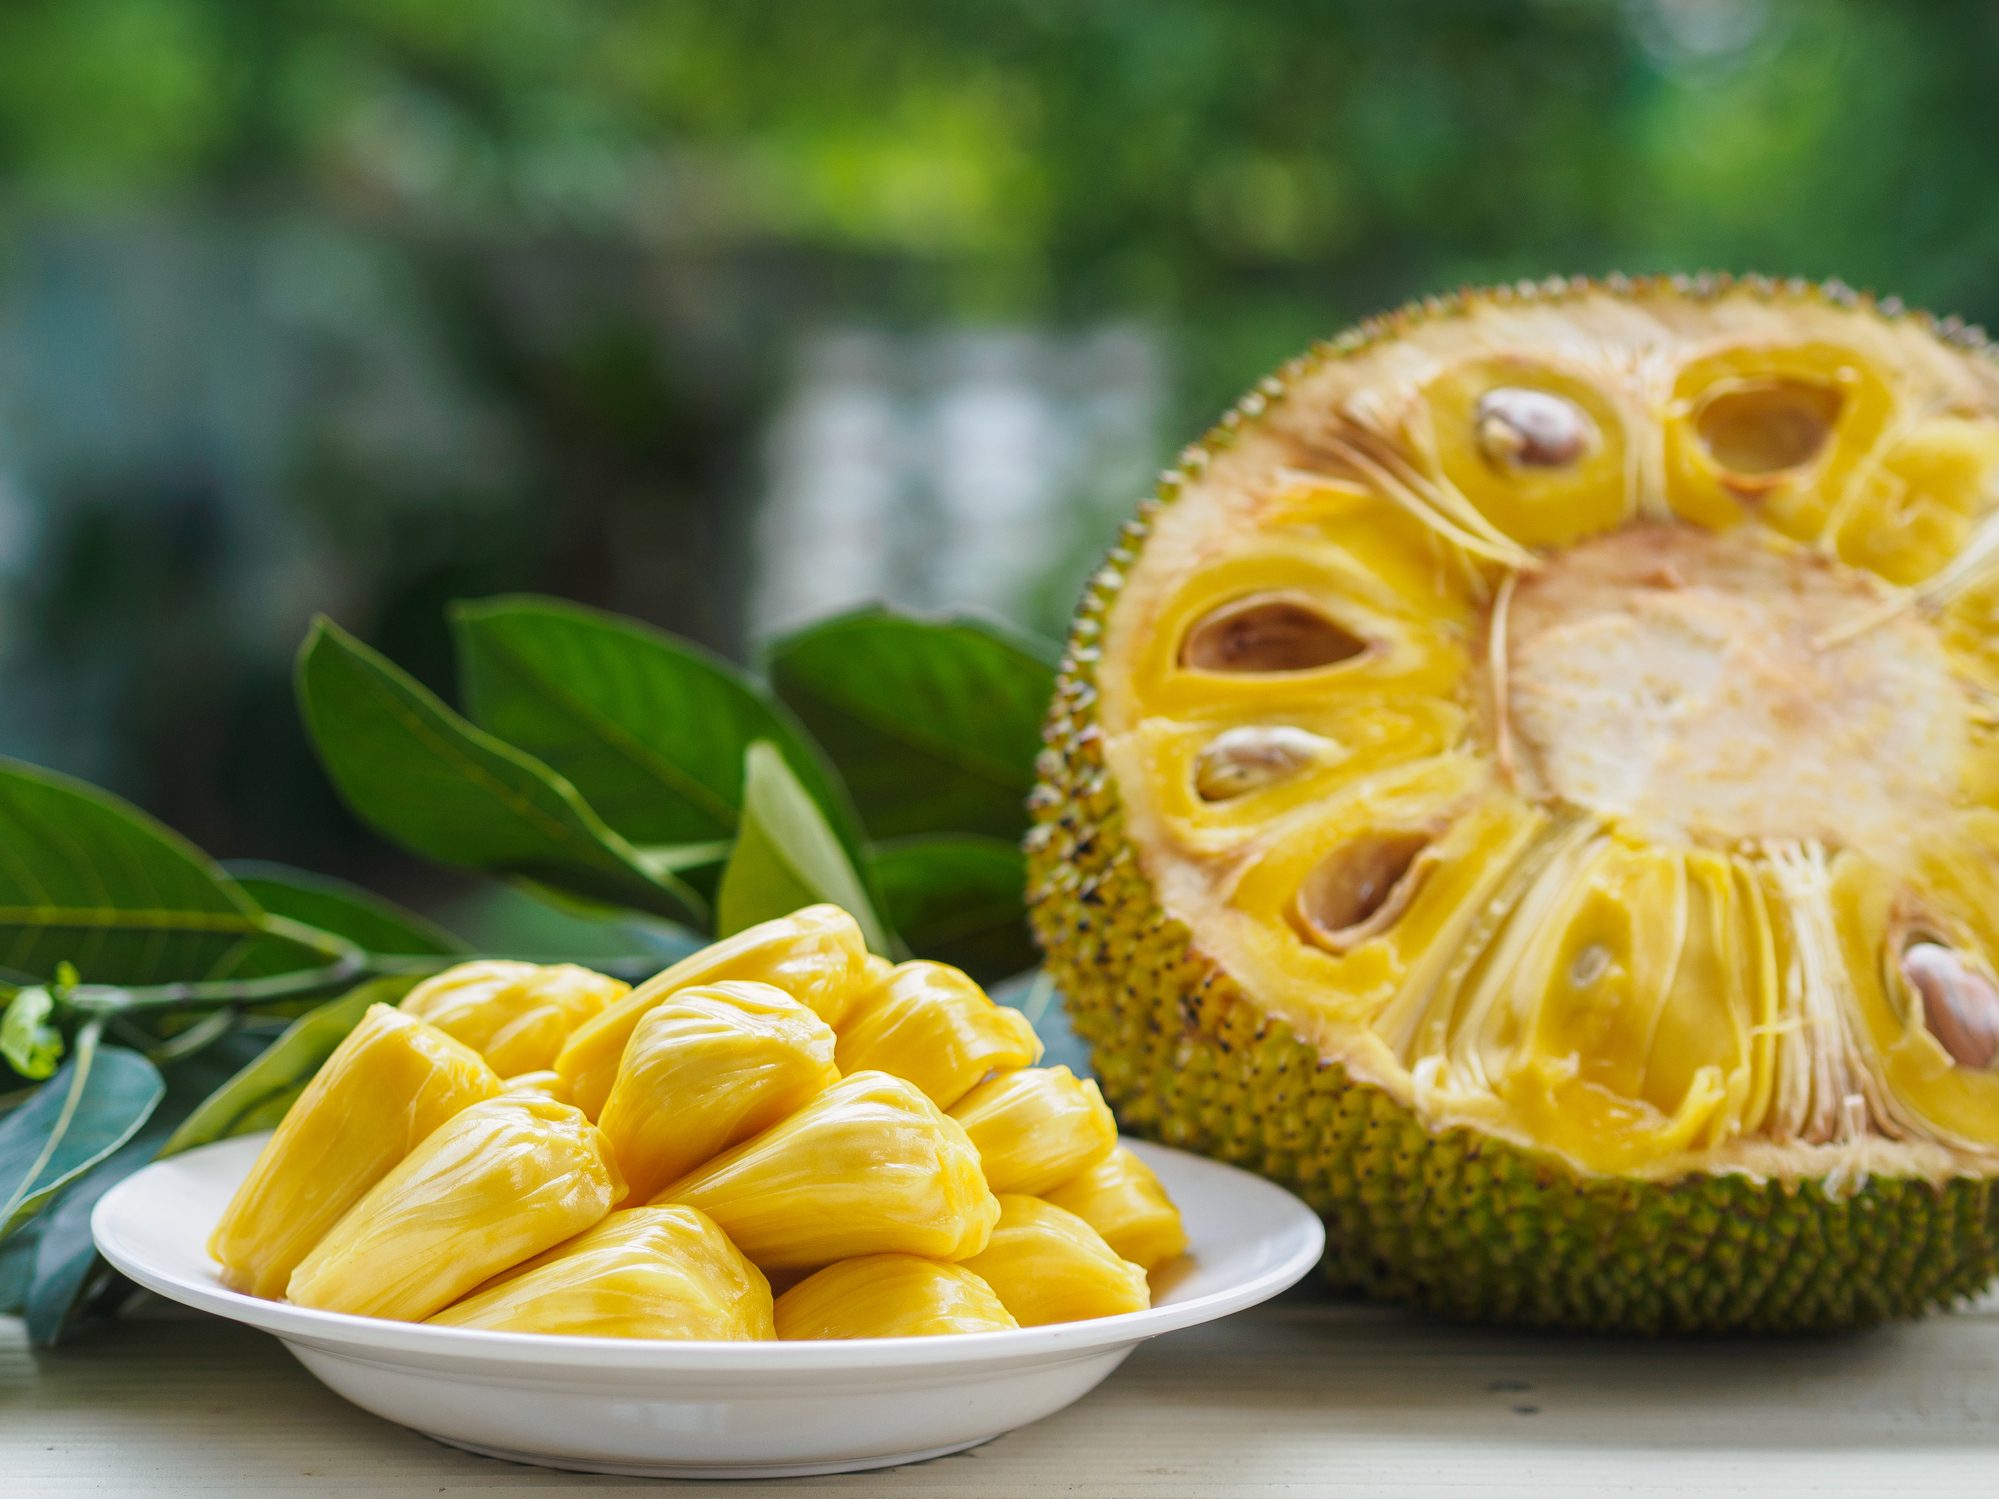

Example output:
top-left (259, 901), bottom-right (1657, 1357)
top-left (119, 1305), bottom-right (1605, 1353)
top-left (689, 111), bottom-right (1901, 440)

top-left (2, 0), bottom-right (1995, 932)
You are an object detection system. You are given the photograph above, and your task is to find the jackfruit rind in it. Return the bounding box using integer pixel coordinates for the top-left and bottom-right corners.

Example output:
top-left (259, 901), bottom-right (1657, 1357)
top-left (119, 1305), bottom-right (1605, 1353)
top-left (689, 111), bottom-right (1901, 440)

top-left (557, 904), bottom-right (868, 1118)
top-left (773, 1254), bottom-right (1017, 1339)
top-left (401, 960), bottom-right (628, 1076)
top-left (947, 1065), bottom-right (1118, 1195)
top-left (1027, 275), bottom-right (1999, 1331)
top-left (1041, 1145), bottom-right (1189, 1271)
top-left (598, 980), bottom-right (840, 1202)
top-left (959, 1195), bottom-right (1150, 1327)
top-left (429, 1206), bottom-right (775, 1340)
top-left (208, 1004), bottom-right (502, 1300)
top-left (655, 1069), bottom-right (1000, 1272)
top-left (833, 961), bottom-right (1042, 1108)
top-left (287, 1096), bottom-right (625, 1322)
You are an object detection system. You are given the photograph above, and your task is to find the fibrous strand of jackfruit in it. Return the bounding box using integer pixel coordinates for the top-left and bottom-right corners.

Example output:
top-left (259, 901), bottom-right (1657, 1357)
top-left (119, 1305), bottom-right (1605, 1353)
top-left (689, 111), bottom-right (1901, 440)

top-left (833, 961), bottom-right (1042, 1108)
top-left (208, 1004), bottom-right (502, 1299)
top-left (959, 1195), bottom-right (1150, 1327)
top-left (287, 1096), bottom-right (624, 1321)
top-left (1041, 1146), bottom-right (1188, 1270)
top-left (429, 1206), bottom-right (774, 1339)
top-left (773, 1254), bottom-right (1017, 1339)
top-left (947, 1066), bottom-right (1117, 1195)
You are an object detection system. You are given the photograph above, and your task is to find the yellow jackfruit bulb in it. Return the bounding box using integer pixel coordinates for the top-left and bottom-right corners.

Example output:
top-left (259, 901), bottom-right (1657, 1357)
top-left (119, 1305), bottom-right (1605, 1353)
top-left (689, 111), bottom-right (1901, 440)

top-left (208, 1005), bottom-right (502, 1300)
top-left (656, 1070), bottom-right (999, 1272)
top-left (947, 1066), bottom-right (1118, 1195)
top-left (401, 960), bottom-right (628, 1076)
top-left (1041, 1146), bottom-right (1189, 1270)
top-left (833, 962), bottom-right (1043, 1108)
top-left (773, 1254), bottom-right (1017, 1340)
top-left (598, 981), bottom-right (840, 1202)
top-left (557, 905), bottom-right (870, 1118)
top-left (429, 1206), bottom-right (774, 1340)
top-left (287, 1097), bottom-right (625, 1322)
top-left (960, 1196), bottom-right (1151, 1327)
top-left (497, 1070), bottom-right (573, 1106)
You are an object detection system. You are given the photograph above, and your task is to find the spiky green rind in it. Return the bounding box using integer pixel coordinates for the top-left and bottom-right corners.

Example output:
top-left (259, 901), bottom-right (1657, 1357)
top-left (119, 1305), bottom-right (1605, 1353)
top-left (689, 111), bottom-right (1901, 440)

top-left (1024, 273), bottom-right (1999, 1333)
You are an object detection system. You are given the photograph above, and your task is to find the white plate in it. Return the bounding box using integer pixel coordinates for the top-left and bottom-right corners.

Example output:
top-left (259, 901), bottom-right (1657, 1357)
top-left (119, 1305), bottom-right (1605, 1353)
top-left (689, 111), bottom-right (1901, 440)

top-left (92, 1133), bottom-right (1324, 1479)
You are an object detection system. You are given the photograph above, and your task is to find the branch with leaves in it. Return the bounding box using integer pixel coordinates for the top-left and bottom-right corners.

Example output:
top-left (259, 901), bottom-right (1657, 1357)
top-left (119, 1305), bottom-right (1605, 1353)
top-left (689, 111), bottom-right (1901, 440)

top-left (0, 596), bottom-right (1058, 1344)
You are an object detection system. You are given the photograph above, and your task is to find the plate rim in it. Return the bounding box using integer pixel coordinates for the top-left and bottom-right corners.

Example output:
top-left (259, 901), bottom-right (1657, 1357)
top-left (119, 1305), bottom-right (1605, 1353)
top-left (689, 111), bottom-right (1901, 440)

top-left (92, 1134), bottom-right (1325, 1374)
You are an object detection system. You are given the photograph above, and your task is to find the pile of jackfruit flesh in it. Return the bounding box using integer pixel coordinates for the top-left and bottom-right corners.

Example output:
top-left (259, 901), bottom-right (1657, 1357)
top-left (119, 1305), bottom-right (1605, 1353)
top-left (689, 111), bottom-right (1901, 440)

top-left (1096, 287), bottom-right (1999, 1184)
top-left (206, 906), bottom-right (1186, 1340)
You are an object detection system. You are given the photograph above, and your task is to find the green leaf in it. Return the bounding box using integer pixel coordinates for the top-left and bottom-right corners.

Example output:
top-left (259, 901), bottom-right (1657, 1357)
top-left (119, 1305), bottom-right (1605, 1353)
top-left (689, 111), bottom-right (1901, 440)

top-left (297, 617), bottom-right (705, 925)
top-left (766, 607), bottom-right (1057, 841)
top-left (867, 835), bottom-right (1035, 983)
top-left (1, 987), bottom-right (63, 1080)
top-left (717, 743), bottom-right (890, 953)
top-left (0, 757), bottom-right (338, 985)
top-left (0, 1029), bottom-right (164, 1239)
top-left (160, 975), bottom-right (417, 1158)
top-left (226, 862), bottom-right (467, 957)
top-left (455, 596), bottom-right (860, 853)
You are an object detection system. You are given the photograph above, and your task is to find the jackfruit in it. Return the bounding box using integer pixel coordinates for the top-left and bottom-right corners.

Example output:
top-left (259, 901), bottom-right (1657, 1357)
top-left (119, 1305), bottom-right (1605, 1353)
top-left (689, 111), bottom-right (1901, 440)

top-left (773, 1254), bottom-right (1017, 1339)
top-left (1026, 274), bottom-right (1999, 1332)
top-left (497, 1070), bottom-right (573, 1106)
top-left (400, 961), bottom-right (628, 1076)
top-left (558, 905), bottom-right (869, 1118)
top-left (834, 961), bottom-right (1042, 1108)
top-left (209, 1004), bottom-right (502, 1299)
top-left (1041, 1146), bottom-right (1188, 1271)
top-left (655, 1070), bottom-right (999, 1272)
top-left (959, 1196), bottom-right (1150, 1327)
top-left (429, 1206), bottom-right (774, 1340)
top-left (598, 980), bottom-right (839, 1201)
top-left (287, 1096), bottom-right (624, 1321)
top-left (947, 1066), bottom-right (1117, 1194)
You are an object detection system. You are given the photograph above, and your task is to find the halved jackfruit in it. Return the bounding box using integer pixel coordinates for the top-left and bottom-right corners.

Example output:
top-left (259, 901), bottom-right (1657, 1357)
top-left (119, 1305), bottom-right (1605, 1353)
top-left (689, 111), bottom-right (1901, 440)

top-left (834, 961), bottom-right (1042, 1108)
top-left (959, 1195), bottom-right (1150, 1327)
top-left (1041, 1146), bottom-right (1189, 1271)
top-left (208, 1004), bottom-right (502, 1299)
top-left (655, 1070), bottom-right (998, 1272)
top-left (287, 1096), bottom-right (624, 1321)
top-left (558, 905), bottom-right (869, 1118)
top-left (773, 1254), bottom-right (1017, 1339)
top-left (947, 1066), bottom-right (1117, 1194)
top-left (598, 980), bottom-right (839, 1201)
top-left (429, 1206), bottom-right (774, 1339)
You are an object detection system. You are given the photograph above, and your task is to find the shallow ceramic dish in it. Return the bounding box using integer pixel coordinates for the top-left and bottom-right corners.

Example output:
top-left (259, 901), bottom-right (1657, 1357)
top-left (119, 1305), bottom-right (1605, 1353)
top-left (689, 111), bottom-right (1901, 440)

top-left (93, 1132), bottom-right (1323, 1479)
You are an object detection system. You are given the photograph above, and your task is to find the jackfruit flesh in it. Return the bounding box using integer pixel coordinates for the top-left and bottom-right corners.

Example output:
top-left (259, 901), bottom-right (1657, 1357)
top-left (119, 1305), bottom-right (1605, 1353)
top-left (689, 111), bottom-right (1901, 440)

top-left (557, 904), bottom-right (869, 1118)
top-left (1041, 1146), bottom-right (1188, 1271)
top-left (497, 1070), bottom-right (573, 1106)
top-left (598, 980), bottom-right (840, 1202)
top-left (208, 1004), bottom-right (502, 1299)
top-left (655, 1069), bottom-right (999, 1272)
top-left (401, 961), bottom-right (628, 1076)
top-left (960, 1196), bottom-right (1150, 1327)
top-left (773, 1254), bottom-right (1017, 1339)
top-left (1026, 278), bottom-right (1999, 1330)
top-left (948, 1065), bottom-right (1117, 1194)
top-left (429, 1206), bottom-right (774, 1340)
top-left (287, 1096), bottom-right (625, 1321)
top-left (834, 961), bottom-right (1042, 1107)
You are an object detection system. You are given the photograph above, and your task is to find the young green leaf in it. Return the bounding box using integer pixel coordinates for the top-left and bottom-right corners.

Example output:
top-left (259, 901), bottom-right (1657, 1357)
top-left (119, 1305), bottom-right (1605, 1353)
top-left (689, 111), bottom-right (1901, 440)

top-left (717, 742), bottom-right (891, 952)
top-left (0, 758), bottom-right (338, 985)
top-left (454, 596), bottom-right (859, 852)
top-left (226, 862), bottom-right (468, 957)
top-left (765, 608), bottom-right (1057, 841)
top-left (1, 987), bottom-right (62, 1080)
top-left (297, 617), bottom-right (705, 926)
top-left (0, 1028), bottom-right (164, 1239)
top-left (866, 835), bottom-right (1035, 983)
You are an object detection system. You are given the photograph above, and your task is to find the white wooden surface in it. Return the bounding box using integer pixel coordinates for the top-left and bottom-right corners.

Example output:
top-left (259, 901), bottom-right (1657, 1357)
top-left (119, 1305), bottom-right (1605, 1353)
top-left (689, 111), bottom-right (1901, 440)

top-left (6, 1288), bottom-right (1998, 1496)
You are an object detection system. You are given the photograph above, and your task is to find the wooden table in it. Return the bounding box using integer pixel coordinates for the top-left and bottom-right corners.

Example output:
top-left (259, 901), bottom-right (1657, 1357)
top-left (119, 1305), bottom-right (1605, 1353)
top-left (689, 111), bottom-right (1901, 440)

top-left (6, 1288), bottom-right (1997, 1496)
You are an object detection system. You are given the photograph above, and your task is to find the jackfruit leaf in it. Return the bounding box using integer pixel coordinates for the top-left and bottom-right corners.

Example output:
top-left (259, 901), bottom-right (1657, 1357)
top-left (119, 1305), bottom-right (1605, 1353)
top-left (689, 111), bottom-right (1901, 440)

top-left (866, 835), bottom-right (1035, 984)
top-left (0, 1028), bottom-right (164, 1240)
top-left (1, 987), bottom-right (63, 1080)
top-left (0, 757), bottom-right (341, 985)
top-left (0, 1220), bottom-right (35, 1312)
top-left (297, 618), bottom-right (706, 926)
top-left (766, 608), bottom-right (1057, 841)
top-left (454, 597), bottom-right (863, 856)
top-left (160, 975), bottom-right (418, 1157)
top-left (717, 742), bottom-right (892, 953)
top-left (226, 862), bottom-right (469, 957)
